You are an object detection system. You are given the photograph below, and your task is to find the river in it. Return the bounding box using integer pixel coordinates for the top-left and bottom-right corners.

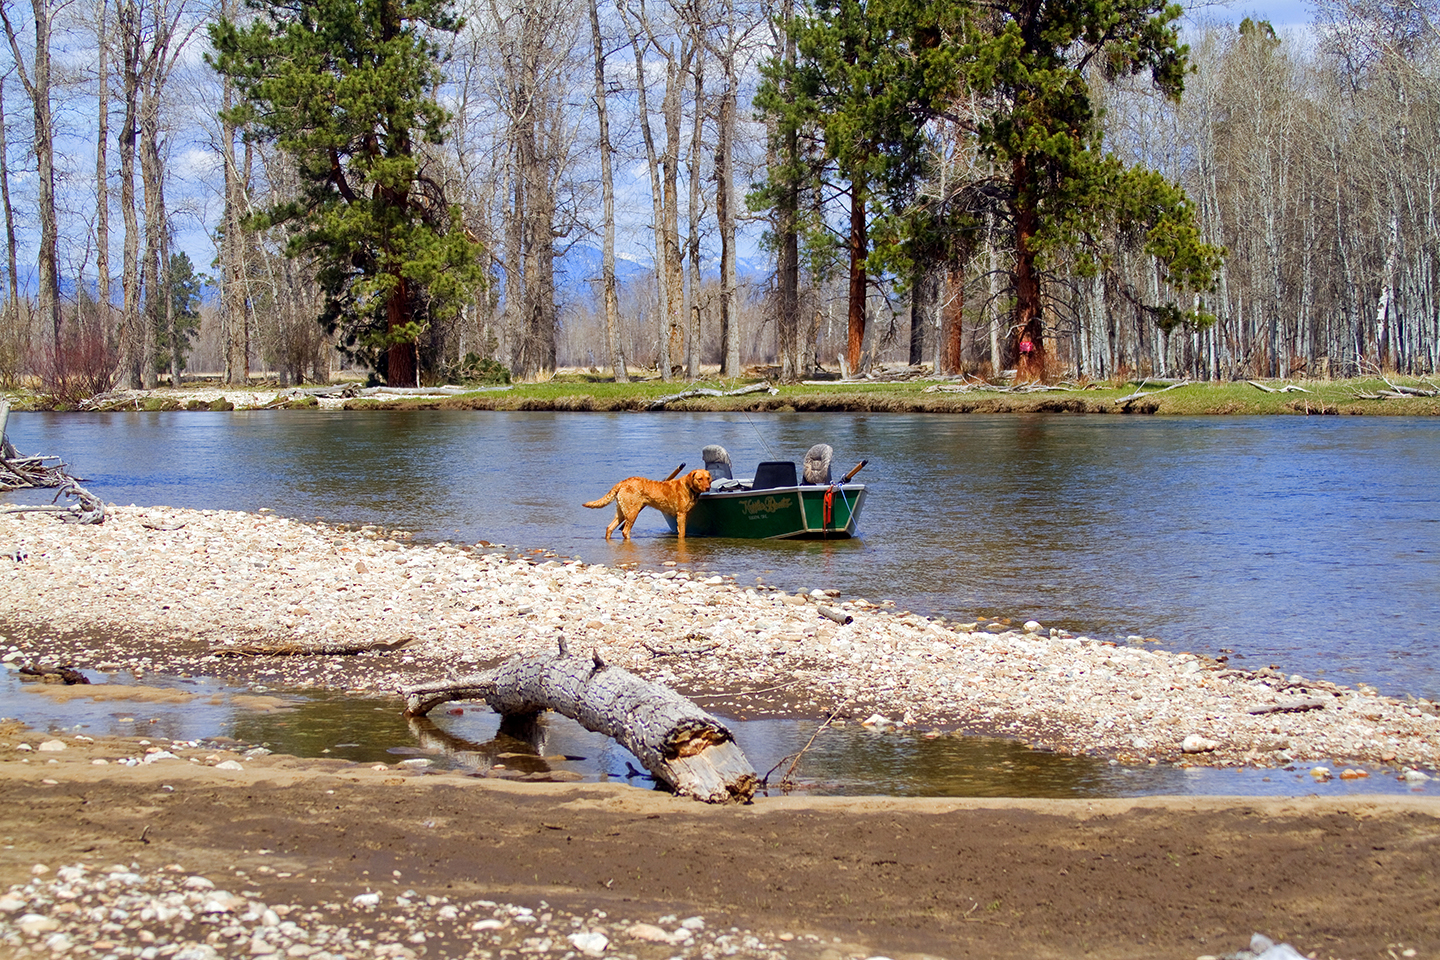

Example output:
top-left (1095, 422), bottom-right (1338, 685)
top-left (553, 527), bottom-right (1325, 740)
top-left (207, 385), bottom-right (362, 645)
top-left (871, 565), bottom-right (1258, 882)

top-left (5, 409), bottom-right (1438, 702)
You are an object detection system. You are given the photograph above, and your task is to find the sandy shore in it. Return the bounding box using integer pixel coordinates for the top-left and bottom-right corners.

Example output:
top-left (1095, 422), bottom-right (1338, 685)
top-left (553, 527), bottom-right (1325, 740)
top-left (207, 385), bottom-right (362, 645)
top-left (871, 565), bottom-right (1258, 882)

top-left (2, 504), bottom-right (1438, 775)
top-left (2, 505), bottom-right (1440, 958)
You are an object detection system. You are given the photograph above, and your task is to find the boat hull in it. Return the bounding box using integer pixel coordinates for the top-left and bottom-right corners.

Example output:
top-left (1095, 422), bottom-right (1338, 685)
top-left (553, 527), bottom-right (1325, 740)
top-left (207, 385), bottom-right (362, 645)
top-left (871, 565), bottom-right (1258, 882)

top-left (664, 483), bottom-right (866, 539)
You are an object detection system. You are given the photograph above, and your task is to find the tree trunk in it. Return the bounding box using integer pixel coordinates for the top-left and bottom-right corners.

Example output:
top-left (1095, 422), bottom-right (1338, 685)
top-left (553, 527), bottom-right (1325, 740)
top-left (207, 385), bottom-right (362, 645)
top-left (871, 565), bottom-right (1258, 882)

top-left (95, 0), bottom-right (112, 333)
top-left (628, 18), bottom-right (669, 379)
top-left (1, 0), bottom-right (62, 349)
top-left (116, 0), bottom-right (142, 389)
top-left (0, 77), bottom-right (18, 310)
top-left (1012, 159), bottom-right (1045, 382)
top-left (716, 17), bottom-right (739, 378)
top-left (402, 648), bottom-right (757, 803)
top-left (589, 0), bottom-right (626, 382)
top-left (941, 257), bottom-right (965, 374)
top-left (909, 259), bottom-right (934, 366)
top-left (684, 49), bottom-right (704, 379)
top-left (845, 178), bottom-right (866, 374)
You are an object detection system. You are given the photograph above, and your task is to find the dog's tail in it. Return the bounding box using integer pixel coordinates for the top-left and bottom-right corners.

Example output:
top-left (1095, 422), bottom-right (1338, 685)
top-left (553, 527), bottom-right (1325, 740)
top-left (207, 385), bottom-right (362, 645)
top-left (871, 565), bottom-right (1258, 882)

top-left (582, 484), bottom-right (620, 509)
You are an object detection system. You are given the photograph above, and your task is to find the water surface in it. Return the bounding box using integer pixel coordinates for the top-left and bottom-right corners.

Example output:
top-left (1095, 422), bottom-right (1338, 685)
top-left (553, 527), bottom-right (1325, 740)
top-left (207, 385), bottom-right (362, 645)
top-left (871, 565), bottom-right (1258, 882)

top-left (5, 410), bottom-right (1438, 700)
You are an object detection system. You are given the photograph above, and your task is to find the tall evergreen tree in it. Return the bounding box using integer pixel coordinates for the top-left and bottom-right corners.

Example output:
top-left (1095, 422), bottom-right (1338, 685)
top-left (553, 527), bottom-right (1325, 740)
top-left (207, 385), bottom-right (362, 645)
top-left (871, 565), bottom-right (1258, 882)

top-left (937, 0), bottom-right (1223, 380)
top-left (755, 0), bottom-right (926, 375)
top-left (208, 0), bottom-right (483, 386)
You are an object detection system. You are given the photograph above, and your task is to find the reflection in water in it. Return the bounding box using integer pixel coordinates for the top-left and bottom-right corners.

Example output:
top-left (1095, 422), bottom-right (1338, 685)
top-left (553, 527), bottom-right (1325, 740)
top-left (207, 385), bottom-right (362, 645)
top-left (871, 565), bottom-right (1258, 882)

top-left (4, 411), bottom-right (1439, 700)
top-left (5, 667), bottom-right (1422, 799)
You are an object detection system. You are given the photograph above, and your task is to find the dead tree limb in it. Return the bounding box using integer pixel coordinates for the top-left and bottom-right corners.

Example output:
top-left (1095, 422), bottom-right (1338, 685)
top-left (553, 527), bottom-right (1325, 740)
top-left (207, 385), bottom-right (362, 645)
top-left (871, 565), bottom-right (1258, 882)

top-left (647, 381), bottom-right (775, 410)
top-left (210, 637), bottom-right (414, 657)
top-left (0, 403), bottom-right (106, 524)
top-left (1115, 379), bottom-right (1192, 405)
top-left (401, 646), bottom-right (757, 803)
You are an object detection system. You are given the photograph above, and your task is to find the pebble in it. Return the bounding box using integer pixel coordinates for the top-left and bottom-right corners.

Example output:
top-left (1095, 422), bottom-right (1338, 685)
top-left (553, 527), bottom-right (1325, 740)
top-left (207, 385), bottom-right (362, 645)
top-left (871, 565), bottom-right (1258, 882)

top-left (1, 505), bottom-right (1438, 774)
top-left (0, 863), bottom-right (798, 960)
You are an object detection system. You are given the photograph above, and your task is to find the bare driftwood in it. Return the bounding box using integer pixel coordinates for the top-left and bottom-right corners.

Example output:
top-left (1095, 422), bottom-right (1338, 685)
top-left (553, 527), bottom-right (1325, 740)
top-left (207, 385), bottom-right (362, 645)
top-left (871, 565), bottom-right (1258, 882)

top-left (647, 381), bottom-right (775, 410)
top-left (1, 406), bottom-right (106, 524)
top-left (210, 637), bottom-right (414, 657)
top-left (818, 605), bottom-right (854, 625)
top-left (1246, 698), bottom-right (1327, 715)
top-left (1114, 379), bottom-right (1192, 405)
top-left (1246, 380), bottom-right (1312, 394)
top-left (401, 643), bottom-right (757, 803)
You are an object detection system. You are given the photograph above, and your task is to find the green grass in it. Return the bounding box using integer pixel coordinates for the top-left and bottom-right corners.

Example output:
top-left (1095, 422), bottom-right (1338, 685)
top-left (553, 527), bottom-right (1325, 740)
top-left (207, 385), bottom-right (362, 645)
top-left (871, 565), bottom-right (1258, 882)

top-left (7, 374), bottom-right (1438, 415)
top-left (356, 374), bottom-right (1440, 416)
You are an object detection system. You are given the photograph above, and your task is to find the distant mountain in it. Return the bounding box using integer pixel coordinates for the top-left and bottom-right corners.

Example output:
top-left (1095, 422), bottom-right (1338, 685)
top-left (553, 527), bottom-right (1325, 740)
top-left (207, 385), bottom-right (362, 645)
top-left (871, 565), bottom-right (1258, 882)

top-left (554, 243), bottom-right (771, 293)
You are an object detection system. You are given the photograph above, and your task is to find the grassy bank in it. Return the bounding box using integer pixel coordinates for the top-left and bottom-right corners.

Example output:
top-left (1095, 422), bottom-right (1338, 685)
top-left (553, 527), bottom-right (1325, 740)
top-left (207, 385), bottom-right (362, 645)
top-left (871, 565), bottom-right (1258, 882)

top-left (357, 375), bottom-right (1440, 416)
top-left (6, 374), bottom-right (1439, 414)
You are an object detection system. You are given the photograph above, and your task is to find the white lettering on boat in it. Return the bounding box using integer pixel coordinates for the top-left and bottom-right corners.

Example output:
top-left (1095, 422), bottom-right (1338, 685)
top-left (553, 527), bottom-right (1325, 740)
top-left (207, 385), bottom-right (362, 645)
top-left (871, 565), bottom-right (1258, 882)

top-left (739, 495), bottom-right (793, 516)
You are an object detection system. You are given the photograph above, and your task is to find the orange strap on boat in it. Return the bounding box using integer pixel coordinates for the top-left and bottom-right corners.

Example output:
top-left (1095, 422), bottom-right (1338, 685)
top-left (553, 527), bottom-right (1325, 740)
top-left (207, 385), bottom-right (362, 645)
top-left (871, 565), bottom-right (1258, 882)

top-left (823, 485), bottom-right (835, 526)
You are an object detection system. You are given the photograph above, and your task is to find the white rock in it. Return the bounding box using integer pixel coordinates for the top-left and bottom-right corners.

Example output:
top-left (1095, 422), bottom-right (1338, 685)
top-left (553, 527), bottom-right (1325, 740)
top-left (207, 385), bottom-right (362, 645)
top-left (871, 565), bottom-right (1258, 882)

top-left (143, 751), bottom-right (179, 764)
top-left (1402, 768), bottom-right (1431, 782)
top-left (568, 931), bottom-right (609, 956)
top-left (351, 892), bottom-right (381, 907)
top-left (37, 740), bottom-right (66, 752)
top-left (1181, 734), bottom-right (1219, 753)
top-left (399, 758), bottom-right (432, 768)
top-left (624, 923), bottom-right (674, 944)
top-left (1310, 766), bottom-right (1332, 780)
top-left (183, 876), bottom-right (216, 890)
top-left (214, 760), bottom-right (244, 771)
top-left (861, 714), bottom-right (891, 728)
top-left (0, 895), bottom-right (26, 913)
top-left (17, 913), bottom-right (59, 935)
top-left (1024, 620), bottom-right (1042, 633)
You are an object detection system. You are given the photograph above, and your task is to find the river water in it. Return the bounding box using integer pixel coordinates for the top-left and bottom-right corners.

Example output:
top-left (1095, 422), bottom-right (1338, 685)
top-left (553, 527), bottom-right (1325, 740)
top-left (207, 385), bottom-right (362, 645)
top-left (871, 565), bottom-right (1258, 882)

top-left (5, 409), bottom-right (1438, 702)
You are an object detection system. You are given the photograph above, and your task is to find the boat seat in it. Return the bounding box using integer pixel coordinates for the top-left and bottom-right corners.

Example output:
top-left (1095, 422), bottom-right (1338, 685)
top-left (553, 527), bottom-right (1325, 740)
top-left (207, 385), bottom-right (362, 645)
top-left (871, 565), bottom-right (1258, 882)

top-left (751, 460), bottom-right (797, 490)
top-left (803, 444), bottom-right (833, 484)
top-left (702, 444), bottom-right (733, 480)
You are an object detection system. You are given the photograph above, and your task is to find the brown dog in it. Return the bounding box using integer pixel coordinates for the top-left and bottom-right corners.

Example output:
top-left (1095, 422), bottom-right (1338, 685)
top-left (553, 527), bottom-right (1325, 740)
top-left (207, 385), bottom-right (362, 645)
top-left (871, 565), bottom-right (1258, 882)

top-left (583, 469), bottom-right (712, 540)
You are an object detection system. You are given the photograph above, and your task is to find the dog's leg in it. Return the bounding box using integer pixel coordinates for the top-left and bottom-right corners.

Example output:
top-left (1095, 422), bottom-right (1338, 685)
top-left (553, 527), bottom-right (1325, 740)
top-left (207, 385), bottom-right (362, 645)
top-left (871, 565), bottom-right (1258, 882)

top-left (605, 504), bottom-right (624, 541)
top-left (676, 510), bottom-right (686, 539)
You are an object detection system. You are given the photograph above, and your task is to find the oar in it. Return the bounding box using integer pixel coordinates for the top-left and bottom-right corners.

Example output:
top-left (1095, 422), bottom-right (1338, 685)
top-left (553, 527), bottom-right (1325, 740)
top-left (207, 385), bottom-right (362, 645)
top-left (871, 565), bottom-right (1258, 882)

top-left (664, 462), bottom-right (686, 480)
top-left (840, 459), bottom-right (868, 483)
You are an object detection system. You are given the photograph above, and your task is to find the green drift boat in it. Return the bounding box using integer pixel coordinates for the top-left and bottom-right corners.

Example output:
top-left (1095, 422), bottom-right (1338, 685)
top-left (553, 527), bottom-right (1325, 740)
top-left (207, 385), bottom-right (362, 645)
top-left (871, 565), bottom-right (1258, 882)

top-left (663, 445), bottom-right (867, 540)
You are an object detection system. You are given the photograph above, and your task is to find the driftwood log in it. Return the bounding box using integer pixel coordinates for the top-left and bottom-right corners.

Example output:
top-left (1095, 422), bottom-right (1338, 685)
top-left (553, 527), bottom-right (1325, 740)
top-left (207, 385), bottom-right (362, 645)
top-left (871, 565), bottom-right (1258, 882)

top-left (401, 644), bottom-right (757, 803)
top-left (647, 381), bottom-right (775, 410)
top-left (0, 403), bottom-right (106, 524)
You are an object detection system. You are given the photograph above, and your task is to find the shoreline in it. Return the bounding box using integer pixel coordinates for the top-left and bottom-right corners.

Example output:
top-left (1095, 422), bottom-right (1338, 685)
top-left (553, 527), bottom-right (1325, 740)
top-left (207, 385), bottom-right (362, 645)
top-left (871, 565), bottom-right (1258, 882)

top-left (7, 375), bottom-right (1440, 416)
top-left (2, 504), bottom-right (1437, 776)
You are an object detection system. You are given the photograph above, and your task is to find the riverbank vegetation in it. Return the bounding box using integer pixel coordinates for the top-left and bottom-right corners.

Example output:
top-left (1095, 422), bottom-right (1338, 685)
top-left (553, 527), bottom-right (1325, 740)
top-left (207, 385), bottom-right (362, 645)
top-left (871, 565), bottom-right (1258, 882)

top-left (7, 373), bottom-right (1439, 415)
top-left (0, 0), bottom-right (1436, 394)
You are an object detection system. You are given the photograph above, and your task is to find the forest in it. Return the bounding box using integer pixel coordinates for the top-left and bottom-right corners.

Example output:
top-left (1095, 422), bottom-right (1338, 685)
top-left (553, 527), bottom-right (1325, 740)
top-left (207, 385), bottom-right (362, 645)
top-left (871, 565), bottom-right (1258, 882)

top-left (0, 0), bottom-right (1435, 391)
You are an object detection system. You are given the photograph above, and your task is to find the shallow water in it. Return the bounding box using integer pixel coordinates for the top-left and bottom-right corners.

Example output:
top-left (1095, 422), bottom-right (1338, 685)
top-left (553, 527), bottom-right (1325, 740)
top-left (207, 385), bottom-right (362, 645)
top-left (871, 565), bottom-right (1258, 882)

top-left (5, 410), bottom-right (1438, 700)
top-left (2, 668), bottom-right (1427, 800)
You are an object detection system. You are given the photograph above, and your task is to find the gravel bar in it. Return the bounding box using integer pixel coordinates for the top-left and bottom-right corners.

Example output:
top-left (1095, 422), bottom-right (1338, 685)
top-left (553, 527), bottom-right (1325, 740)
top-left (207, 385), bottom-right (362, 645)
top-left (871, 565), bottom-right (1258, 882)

top-left (2, 505), bottom-right (1438, 776)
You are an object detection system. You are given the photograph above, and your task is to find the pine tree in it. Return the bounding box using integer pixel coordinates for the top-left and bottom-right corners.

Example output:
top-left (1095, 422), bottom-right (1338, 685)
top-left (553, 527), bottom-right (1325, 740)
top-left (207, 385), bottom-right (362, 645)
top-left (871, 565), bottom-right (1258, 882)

top-left (937, 0), bottom-right (1224, 380)
top-left (208, 0), bottom-right (483, 386)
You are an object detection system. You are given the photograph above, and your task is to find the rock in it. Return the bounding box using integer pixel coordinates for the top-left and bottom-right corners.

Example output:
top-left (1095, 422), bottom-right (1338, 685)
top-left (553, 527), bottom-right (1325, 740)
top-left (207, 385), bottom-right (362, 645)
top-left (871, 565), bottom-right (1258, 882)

top-left (214, 760), bottom-right (244, 771)
top-left (17, 913), bottom-right (59, 935)
top-left (37, 739), bottom-right (67, 752)
top-left (1402, 768), bottom-right (1431, 782)
top-left (625, 923), bottom-right (674, 944)
top-left (1181, 734), bottom-right (1219, 754)
top-left (1309, 766), bottom-right (1332, 780)
top-left (568, 931), bottom-right (609, 956)
top-left (1024, 620), bottom-right (1042, 633)
top-left (351, 892), bottom-right (381, 907)
top-left (143, 751), bottom-right (179, 764)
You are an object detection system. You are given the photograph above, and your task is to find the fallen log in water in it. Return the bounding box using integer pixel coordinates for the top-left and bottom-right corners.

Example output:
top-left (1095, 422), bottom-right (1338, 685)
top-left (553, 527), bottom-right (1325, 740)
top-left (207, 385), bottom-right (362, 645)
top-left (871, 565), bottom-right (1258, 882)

top-left (401, 643), bottom-right (757, 803)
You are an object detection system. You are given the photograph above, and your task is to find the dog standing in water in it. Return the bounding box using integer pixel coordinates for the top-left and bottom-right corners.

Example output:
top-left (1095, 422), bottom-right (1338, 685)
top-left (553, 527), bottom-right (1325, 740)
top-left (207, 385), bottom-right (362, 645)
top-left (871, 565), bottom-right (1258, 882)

top-left (583, 469), bottom-right (712, 540)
